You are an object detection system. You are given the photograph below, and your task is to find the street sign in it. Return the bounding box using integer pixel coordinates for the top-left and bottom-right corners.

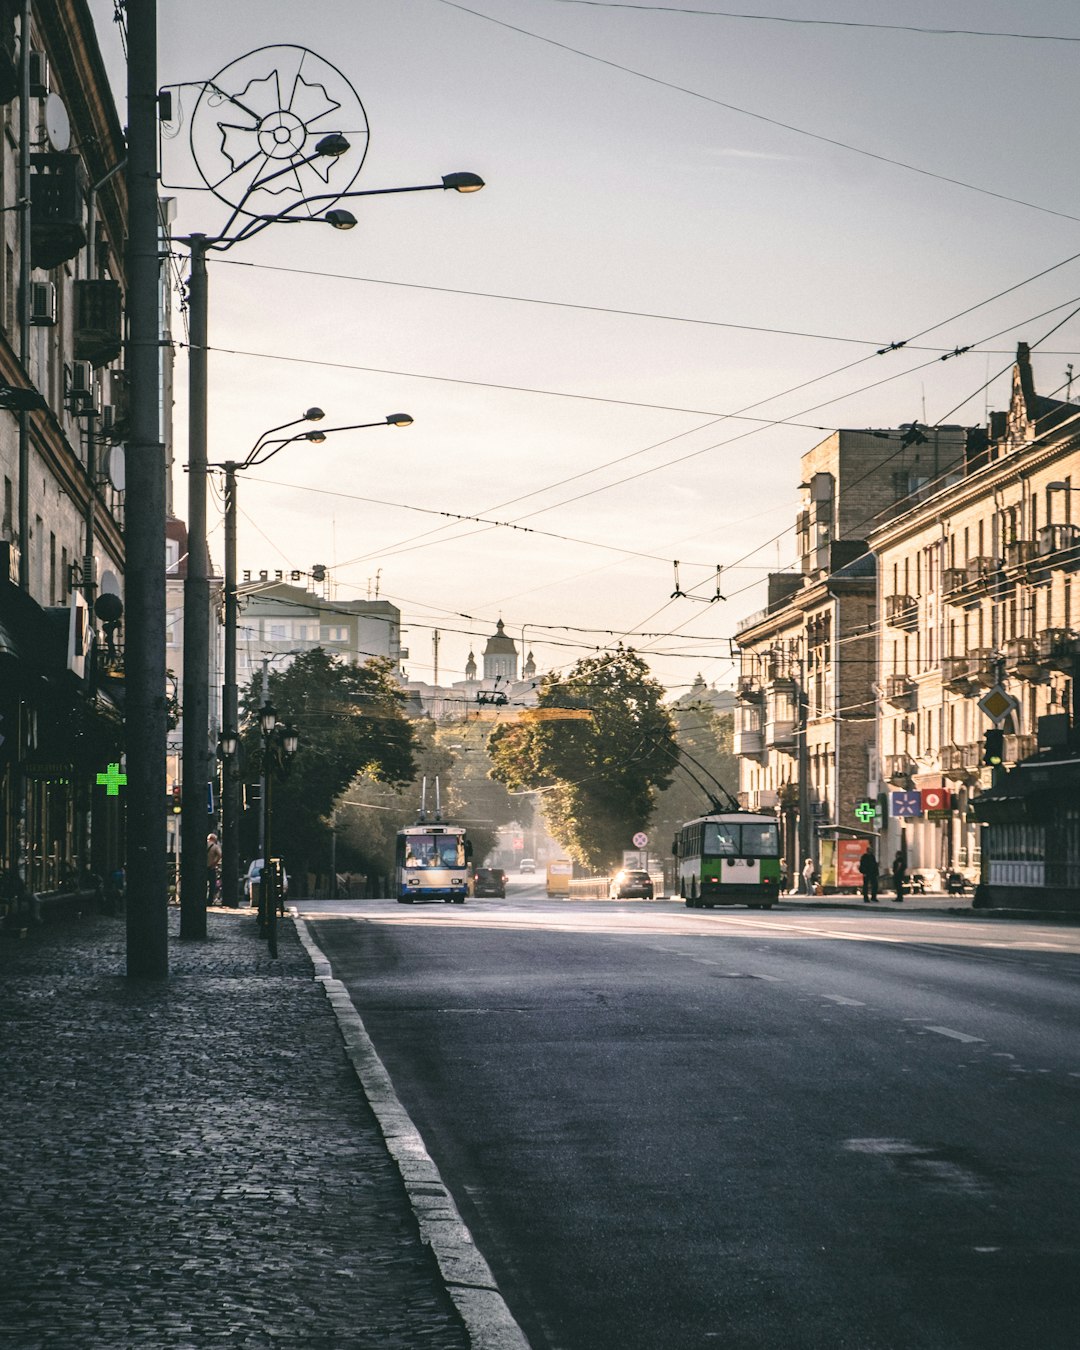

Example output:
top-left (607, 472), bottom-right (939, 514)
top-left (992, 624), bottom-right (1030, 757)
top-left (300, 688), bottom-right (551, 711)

top-left (891, 790), bottom-right (922, 817)
top-left (920, 787), bottom-right (951, 813)
top-left (632, 831), bottom-right (648, 849)
top-left (977, 684), bottom-right (1019, 725)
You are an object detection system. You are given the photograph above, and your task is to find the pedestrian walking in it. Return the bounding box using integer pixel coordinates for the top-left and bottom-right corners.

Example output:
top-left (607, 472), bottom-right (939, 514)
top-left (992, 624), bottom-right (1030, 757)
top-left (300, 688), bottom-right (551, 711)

top-left (891, 851), bottom-right (905, 902)
top-left (858, 847), bottom-right (880, 903)
top-left (802, 857), bottom-right (816, 895)
top-left (206, 833), bottom-right (222, 907)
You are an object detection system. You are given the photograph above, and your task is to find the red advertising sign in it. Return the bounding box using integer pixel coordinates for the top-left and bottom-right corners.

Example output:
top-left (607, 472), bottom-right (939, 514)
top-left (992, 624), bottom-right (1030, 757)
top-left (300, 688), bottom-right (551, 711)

top-left (837, 839), bottom-right (870, 889)
top-left (920, 787), bottom-right (951, 813)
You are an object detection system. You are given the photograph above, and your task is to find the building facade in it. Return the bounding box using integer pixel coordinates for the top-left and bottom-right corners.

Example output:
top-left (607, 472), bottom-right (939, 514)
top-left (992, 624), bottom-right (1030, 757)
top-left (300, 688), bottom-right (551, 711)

top-left (869, 345), bottom-right (1080, 904)
top-left (735, 427), bottom-right (972, 886)
top-left (0, 2), bottom-right (129, 913)
top-left (234, 580), bottom-right (403, 693)
top-left (734, 350), bottom-right (1080, 909)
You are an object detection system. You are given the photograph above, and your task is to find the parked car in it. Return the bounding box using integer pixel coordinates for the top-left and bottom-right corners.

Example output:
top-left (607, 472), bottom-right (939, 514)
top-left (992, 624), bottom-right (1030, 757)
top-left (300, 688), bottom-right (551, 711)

top-left (519, 857), bottom-right (536, 873)
top-left (473, 867), bottom-right (507, 898)
top-left (610, 869), bottom-right (654, 900)
top-left (243, 858), bottom-right (289, 905)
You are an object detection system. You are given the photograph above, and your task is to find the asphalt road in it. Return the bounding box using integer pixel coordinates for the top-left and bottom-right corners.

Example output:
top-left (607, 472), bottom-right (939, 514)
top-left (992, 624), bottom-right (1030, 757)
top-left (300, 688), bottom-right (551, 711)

top-left (301, 878), bottom-right (1080, 1350)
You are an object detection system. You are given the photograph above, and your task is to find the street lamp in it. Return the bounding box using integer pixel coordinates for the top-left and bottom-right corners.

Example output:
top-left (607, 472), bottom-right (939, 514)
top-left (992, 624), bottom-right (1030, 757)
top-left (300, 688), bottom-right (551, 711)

top-left (177, 153), bottom-right (483, 941)
top-left (258, 700), bottom-right (298, 958)
top-left (214, 411), bottom-right (413, 910)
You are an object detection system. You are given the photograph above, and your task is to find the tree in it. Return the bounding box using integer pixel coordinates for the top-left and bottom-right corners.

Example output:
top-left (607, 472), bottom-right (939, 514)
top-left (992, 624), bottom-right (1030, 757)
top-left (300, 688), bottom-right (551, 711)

top-left (648, 701), bottom-right (738, 856)
top-left (239, 649), bottom-right (416, 880)
top-left (488, 650), bottom-right (676, 871)
top-left (333, 719), bottom-right (520, 888)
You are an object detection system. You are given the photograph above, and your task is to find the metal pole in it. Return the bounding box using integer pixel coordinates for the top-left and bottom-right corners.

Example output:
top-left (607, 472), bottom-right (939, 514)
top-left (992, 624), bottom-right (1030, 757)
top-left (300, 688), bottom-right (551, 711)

top-left (180, 235), bottom-right (210, 938)
top-left (220, 463), bottom-right (240, 905)
top-left (124, 0), bottom-right (168, 977)
top-left (16, 0), bottom-right (29, 592)
top-left (258, 658), bottom-right (269, 860)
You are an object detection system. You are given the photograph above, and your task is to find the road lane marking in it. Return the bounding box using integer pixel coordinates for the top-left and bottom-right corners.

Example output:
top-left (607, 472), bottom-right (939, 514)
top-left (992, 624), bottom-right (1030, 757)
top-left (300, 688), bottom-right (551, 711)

top-left (822, 994), bottom-right (865, 1006)
top-left (924, 1025), bottom-right (984, 1043)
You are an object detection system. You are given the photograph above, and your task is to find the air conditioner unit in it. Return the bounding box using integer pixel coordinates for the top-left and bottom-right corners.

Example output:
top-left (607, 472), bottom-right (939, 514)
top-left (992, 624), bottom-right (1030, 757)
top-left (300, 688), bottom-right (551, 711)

top-left (67, 360), bottom-right (100, 415)
top-left (29, 280), bottom-right (56, 326)
top-left (28, 51), bottom-right (49, 98)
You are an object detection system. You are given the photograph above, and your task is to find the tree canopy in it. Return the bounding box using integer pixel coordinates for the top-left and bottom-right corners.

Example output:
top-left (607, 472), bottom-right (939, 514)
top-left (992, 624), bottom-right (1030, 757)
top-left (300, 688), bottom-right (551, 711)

top-left (333, 719), bottom-right (521, 886)
top-left (239, 649), bottom-right (416, 876)
top-left (648, 694), bottom-right (738, 855)
top-left (487, 650), bottom-right (676, 871)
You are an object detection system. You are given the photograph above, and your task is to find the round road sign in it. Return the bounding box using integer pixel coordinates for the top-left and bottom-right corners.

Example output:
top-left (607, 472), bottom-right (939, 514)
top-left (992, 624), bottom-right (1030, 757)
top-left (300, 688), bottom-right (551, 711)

top-left (632, 831), bottom-right (648, 848)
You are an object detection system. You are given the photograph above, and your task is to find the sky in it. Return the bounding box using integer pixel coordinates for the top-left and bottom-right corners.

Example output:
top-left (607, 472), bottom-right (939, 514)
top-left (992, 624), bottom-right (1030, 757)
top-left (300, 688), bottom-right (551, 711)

top-left (87, 0), bottom-right (1080, 698)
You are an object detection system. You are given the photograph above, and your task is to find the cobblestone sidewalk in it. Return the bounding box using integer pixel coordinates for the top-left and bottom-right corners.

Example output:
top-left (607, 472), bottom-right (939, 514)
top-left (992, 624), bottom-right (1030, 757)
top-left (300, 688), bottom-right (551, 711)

top-left (0, 909), bottom-right (470, 1350)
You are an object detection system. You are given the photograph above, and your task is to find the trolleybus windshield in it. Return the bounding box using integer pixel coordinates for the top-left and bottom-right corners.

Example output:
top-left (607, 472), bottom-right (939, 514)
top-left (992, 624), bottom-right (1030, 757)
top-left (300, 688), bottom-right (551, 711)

top-left (702, 821), bottom-right (779, 858)
top-left (403, 834), bottom-right (466, 868)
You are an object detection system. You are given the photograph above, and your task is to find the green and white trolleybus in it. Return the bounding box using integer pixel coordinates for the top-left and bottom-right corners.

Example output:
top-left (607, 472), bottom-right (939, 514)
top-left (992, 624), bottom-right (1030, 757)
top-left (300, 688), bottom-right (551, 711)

top-left (675, 811), bottom-right (782, 909)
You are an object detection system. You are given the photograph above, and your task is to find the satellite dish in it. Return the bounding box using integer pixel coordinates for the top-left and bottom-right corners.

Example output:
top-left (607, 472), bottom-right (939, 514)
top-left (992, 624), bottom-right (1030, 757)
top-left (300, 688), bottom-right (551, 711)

top-left (45, 93), bottom-right (70, 152)
top-left (106, 444), bottom-right (125, 491)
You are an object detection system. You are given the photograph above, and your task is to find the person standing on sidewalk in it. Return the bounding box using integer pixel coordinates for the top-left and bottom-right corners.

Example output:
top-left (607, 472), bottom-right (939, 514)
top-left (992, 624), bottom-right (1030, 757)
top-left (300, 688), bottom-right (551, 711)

top-left (858, 848), bottom-right (880, 903)
top-left (206, 833), bottom-right (222, 907)
top-left (891, 851), bottom-right (906, 902)
top-left (801, 857), bottom-right (816, 895)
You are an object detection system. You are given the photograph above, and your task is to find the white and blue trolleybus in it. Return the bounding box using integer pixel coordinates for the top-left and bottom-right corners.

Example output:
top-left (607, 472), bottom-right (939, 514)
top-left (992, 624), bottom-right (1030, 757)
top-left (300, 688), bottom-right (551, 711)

top-left (395, 780), bottom-right (472, 903)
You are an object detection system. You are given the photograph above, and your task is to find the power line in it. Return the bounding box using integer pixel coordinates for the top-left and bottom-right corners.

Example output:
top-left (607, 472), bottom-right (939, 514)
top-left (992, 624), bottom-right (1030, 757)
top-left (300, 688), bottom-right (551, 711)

top-left (432, 0), bottom-right (1080, 224)
top-left (539, 2), bottom-right (1080, 44)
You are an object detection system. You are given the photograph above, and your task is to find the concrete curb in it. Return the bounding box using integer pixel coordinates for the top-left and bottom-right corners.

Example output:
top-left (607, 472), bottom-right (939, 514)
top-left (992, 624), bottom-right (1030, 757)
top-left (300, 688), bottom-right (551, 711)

top-left (293, 916), bottom-right (531, 1350)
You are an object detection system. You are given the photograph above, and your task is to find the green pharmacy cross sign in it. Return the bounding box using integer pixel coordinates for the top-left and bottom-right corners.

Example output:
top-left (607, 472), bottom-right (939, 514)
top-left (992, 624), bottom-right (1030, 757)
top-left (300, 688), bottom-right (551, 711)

top-left (96, 762), bottom-right (127, 796)
top-left (854, 800), bottom-right (877, 824)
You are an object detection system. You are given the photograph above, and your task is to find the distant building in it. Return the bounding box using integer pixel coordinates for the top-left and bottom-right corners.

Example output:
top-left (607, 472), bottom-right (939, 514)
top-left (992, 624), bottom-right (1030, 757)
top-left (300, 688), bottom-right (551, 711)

top-left (402, 618), bottom-right (541, 722)
top-left (235, 581), bottom-right (403, 690)
top-left (483, 618), bottom-right (517, 681)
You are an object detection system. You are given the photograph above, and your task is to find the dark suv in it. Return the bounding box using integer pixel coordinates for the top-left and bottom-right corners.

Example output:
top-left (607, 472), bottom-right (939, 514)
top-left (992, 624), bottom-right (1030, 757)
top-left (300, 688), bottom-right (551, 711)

top-left (610, 869), bottom-right (654, 900)
top-left (473, 867), bottom-right (507, 898)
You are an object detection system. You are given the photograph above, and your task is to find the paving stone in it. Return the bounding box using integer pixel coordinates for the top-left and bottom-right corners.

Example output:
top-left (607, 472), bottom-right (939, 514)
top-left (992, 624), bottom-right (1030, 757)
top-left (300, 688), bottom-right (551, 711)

top-left (0, 911), bottom-right (469, 1349)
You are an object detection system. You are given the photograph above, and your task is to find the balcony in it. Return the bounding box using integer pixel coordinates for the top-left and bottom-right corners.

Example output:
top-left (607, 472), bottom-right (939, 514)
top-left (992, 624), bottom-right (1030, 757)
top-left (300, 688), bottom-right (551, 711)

top-left (1036, 522), bottom-right (1080, 559)
top-left (734, 728), bottom-right (765, 758)
top-left (941, 743), bottom-right (982, 781)
top-left (941, 567), bottom-right (967, 602)
top-left (1037, 628), bottom-right (1080, 671)
top-left (883, 754), bottom-right (916, 785)
top-left (966, 556), bottom-right (1001, 584)
top-left (736, 675), bottom-right (763, 701)
top-left (764, 718), bottom-right (797, 752)
top-left (884, 674), bottom-right (916, 709)
top-left (941, 654), bottom-right (976, 693)
top-left (1003, 637), bottom-right (1042, 681)
top-left (884, 593), bottom-right (918, 630)
top-left (968, 647), bottom-right (998, 687)
top-left (1003, 733), bottom-right (1037, 764)
top-left (1005, 538), bottom-right (1038, 569)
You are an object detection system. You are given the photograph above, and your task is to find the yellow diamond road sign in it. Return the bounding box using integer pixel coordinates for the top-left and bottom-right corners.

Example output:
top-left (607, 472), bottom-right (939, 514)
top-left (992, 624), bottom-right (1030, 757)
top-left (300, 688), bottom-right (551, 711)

top-left (978, 684), bottom-right (1018, 724)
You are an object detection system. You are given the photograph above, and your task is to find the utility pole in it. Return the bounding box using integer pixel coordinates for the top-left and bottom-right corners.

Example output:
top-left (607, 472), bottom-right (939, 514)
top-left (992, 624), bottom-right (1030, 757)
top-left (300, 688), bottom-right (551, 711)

top-left (433, 629), bottom-right (440, 685)
top-left (124, 0), bottom-right (168, 977)
top-left (179, 236), bottom-right (210, 938)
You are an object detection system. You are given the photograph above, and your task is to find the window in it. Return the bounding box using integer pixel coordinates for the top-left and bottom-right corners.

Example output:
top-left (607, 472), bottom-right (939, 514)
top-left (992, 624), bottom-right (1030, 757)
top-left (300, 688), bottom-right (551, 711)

top-left (321, 625), bottom-right (349, 642)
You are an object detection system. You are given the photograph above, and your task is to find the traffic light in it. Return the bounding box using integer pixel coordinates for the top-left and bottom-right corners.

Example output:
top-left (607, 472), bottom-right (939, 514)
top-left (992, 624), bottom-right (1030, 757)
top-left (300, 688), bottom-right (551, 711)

top-left (170, 784), bottom-right (182, 813)
top-left (983, 728), bottom-right (1004, 766)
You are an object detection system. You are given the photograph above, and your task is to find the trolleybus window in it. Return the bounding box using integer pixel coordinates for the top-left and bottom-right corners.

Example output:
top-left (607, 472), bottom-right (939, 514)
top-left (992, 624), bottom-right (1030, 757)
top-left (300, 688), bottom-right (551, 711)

top-left (404, 834), bottom-right (464, 868)
top-left (704, 822), bottom-right (738, 855)
top-left (741, 822), bottom-right (780, 856)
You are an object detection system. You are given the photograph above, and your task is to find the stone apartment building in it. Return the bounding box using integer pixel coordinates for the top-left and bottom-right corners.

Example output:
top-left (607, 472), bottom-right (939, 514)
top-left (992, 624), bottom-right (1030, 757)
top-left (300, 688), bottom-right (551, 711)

top-left (0, 1), bottom-right (130, 906)
top-left (234, 579), bottom-right (404, 694)
top-left (735, 426), bottom-right (973, 884)
top-left (869, 344), bottom-right (1080, 901)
